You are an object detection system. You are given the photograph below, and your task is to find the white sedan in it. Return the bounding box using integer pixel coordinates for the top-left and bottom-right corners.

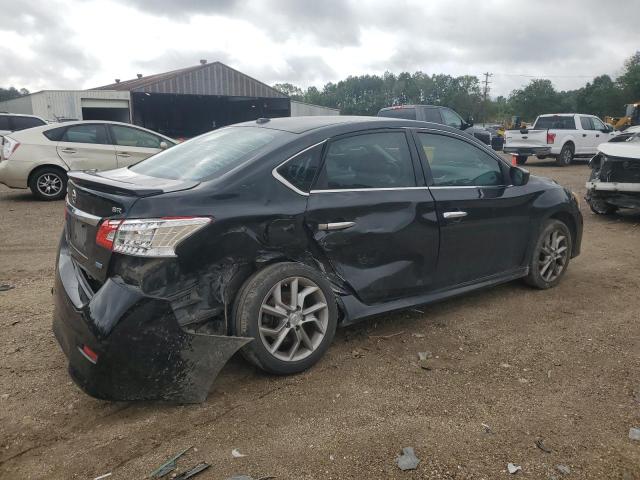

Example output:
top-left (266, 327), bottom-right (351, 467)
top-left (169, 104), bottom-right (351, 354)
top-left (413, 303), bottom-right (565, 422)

top-left (0, 121), bottom-right (175, 200)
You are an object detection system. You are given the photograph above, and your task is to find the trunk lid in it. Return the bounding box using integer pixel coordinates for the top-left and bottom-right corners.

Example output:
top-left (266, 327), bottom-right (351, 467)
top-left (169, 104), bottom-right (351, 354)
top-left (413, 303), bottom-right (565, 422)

top-left (65, 168), bottom-right (198, 286)
top-left (504, 129), bottom-right (548, 149)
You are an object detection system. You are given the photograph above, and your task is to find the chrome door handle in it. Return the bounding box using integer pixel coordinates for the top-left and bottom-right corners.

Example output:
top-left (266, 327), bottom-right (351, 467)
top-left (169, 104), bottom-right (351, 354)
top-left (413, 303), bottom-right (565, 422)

top-left (116, 152), bottom-right (131, 157)
top-left (318, 221), bottom-right (355, 231)
top-left (61, 148), bottom-right (76, 153)
top-left (443, 211), bottom-right (468, 219)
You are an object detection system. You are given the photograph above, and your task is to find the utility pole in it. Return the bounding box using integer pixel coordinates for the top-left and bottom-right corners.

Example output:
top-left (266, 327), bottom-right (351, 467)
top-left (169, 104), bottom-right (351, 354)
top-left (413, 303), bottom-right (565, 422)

top-left (481, 72), bottom-right (493, 124)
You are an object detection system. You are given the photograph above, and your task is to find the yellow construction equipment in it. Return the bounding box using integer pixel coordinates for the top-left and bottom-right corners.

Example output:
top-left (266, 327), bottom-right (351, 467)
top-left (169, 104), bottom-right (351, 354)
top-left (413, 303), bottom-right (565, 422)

top-left (604, 102), bottom-right (640, 130)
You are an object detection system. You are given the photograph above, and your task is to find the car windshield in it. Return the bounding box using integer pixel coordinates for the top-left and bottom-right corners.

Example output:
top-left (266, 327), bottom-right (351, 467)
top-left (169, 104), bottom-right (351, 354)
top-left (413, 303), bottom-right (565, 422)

top-left (130, 126), bottom-right (290, 181)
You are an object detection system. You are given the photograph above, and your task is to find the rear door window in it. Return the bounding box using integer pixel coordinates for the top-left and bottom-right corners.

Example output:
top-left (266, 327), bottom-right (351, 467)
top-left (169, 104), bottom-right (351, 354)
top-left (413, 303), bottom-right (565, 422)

top-left (416, 132), bottom-right (504, 187)
top-left (534, 116), bottom-right (576, 129)
top-left (378, 108), bottom-right (417, 120)
top-left (11, 116), bottom-right (45, 131)
top-left (61, 124), bottom-right (108, 144)
top-left (315, 131), bottom-right (416, 190)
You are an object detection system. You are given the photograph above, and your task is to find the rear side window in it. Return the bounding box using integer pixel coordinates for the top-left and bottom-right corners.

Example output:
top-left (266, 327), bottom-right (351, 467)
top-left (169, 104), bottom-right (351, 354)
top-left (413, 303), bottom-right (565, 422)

top-left (12, 116), bottom-right (45, 130)
top-left (130, 126), bottom-right (289, 181)
top-left (276, 143), bottom-right (323, 193)
top-left (422, 108), bottom-right (442, 123)
top-left (61, 124), bottom-right (108, 144)
top-left (534, 116), bottom-right (576, 129)
top-left (416, 132), bottom-right (503, 187)
top-left (378, 108), bottom-right (417, 120)
top-left (0, 116), bottom-right (10, 130)
top-left (317, 131), bottom-right (416, 190)
top-left (43, 126), bottom-right (66, 141)
top-left (580, 116), bottom-right (594, 130)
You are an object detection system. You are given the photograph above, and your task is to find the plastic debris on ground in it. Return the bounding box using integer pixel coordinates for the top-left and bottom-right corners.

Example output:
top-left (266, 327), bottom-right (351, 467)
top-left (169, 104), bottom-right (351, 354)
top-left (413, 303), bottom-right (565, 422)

top-left (556, 464), bottom-right (571, 475)
top-left (150, 446), bottom-right (193, 478)
top-left (481, 423), bottom-right (493, 434)
top-left (396, 446), bottom-right (420, 471)
top-left (0, 284), bottom-right (15, 292)
top-left (507, 463), bottom-right (522, 474)
top-left (535, 439), bottom-right (552, 453)
top-left (629, 427), bottom-right (640, 441)
top-left (232, 448), bottom-right (247, 458)
top-left (173, 462), bottom-right (210, 479)
top-left (93, 473), bottom-right (112, 480)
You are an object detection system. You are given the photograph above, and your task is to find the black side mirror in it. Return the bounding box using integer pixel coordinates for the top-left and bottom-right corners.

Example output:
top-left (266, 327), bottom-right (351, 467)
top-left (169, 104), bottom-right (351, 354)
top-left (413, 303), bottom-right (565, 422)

top-left (510, 166), bottom-right (530, 186)
top-left (466, 116), bottom-right (474, 127)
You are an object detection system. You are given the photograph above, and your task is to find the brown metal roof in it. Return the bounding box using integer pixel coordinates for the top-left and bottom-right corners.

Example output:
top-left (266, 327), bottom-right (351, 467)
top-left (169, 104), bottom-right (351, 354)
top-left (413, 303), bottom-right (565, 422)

top-left (93, 62), bottom-right (288, 98)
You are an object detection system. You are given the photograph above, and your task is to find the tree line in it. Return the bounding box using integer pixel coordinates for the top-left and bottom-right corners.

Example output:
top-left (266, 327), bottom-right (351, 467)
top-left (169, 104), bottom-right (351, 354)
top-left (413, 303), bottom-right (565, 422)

top-left (275, 51), bottom-right (640, 123)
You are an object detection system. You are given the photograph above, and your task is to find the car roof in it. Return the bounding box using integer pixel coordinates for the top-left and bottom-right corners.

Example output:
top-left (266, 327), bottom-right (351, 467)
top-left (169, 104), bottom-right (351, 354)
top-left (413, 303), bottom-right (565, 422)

top-left (9, 120), bottom-right (175, 142)
top-left (233, 115), bottom-right (457, 135)
top-left (538, 113), bottom-right (594, 117)
top-left (378, 105), bottom-right (440, 111)
top-left (0, 112), bottom-right (43, 118)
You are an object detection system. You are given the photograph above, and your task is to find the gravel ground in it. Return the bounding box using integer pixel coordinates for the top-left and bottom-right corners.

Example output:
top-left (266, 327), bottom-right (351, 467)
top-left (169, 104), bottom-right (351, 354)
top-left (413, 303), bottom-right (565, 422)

top-left (1, 156), bottom-right (639, 479)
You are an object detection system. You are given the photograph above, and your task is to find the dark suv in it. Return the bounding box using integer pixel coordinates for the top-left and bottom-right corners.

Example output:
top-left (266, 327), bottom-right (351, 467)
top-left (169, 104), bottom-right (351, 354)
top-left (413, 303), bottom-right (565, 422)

top-left (53, 116), bottom-right (582, 402)
top-left (378, 105), bottom-right (493, 147)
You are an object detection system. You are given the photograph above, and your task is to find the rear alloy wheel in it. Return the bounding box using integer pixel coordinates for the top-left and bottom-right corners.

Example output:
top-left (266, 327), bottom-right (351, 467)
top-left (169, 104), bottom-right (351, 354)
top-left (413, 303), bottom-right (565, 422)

top-left (29, 167), bottom-right (67, 201)
top-left (516, 155), bottom-right (528, 165)
top-left (557, 144), bottom-right (574, 166)
top-left (525, 220), bottom-right (572, 289)
top-left (234, 263), bottom-right (338, 375)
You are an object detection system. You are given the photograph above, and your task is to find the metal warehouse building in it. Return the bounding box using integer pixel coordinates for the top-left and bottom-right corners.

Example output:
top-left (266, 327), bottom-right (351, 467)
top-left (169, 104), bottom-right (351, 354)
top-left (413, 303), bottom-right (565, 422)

top-left (0, 61), bottom-right (338, 138)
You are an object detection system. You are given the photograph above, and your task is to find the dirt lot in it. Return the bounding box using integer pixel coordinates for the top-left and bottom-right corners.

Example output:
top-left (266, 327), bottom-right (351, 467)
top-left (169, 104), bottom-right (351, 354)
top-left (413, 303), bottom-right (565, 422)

top-left (1, 157), bottom-right (639, 479)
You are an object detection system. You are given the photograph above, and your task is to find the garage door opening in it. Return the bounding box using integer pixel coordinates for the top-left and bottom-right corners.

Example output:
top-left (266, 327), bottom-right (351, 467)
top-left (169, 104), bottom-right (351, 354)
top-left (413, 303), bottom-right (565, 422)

top-left (82, 107), bottom-right (130, 122)
top-left (131, 92), bottom-right (290, 139)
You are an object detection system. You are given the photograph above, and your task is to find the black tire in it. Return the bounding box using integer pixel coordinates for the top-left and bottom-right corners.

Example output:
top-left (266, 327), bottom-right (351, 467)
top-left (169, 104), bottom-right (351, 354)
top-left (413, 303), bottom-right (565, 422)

top-left (586, 194), bottom-right (618, 215)
top-left (556, 143), bottom-right (574, 166)
top-left (233, 262), bottom-right (338, 375)
top-left (536, 155), bottom-right (548, 160)
top-left (525, 219), bottom-right (572, 289)
top-left (516, 155), bottom-right (528, 165)
top-left (29, 166), bottom-right (67, 201)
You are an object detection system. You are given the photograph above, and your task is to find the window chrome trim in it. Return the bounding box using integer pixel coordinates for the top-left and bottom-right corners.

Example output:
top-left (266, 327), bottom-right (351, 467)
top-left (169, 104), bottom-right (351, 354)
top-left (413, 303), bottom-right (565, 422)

top-left (65, 200), bottom-right (102, 226)
top-left (271, 140), bottom-right (327, 197)
top-left (310, 186), bottom-right (430, 193)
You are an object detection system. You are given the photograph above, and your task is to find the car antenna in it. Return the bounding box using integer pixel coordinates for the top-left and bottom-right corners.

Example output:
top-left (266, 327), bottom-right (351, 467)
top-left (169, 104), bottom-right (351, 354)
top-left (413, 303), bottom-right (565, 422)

top-left (256, 117), bottom-right (270, 124)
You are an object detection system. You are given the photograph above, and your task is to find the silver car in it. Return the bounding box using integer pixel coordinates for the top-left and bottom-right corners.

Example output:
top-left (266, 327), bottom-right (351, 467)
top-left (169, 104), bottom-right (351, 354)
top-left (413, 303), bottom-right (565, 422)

top-left (0, 120), bottom-right (175, 200)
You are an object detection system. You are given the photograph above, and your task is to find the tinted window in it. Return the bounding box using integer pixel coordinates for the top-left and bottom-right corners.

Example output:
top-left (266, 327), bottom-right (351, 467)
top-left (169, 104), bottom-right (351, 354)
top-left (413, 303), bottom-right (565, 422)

top-left (0, 116), bottom-right (9, 130)
top-left (534, 116), bottom-right (576, 130)
top-left (277, 143), bottom-right (323, 193)
top-left (318, 132), bottom-right (416, 190)
top-left (580, 116), bottom-right (594, 130)
top-left (110, 125), bottom-right (163, 148)
top-left (440, 108), bottom-right (463, 129)
top-left (416, 132), bottom-right (503, 187)
top-left (422, 108), bottom-right (442, 123)
top-left (43, 126), bottom-right (66, 141)
top-left (131, 126), bottom-right (289, 181)
top-left (61, 124), bottom-right (108, 144)
top-left (378, 107), bottom-right (417, 120)
top-left (12, 116), bottom-right (45, 130)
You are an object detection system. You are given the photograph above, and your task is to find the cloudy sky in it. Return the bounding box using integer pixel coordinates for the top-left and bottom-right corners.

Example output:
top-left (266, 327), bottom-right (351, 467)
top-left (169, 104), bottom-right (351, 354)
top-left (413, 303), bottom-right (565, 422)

top-left (1, 0), bottom-right (638, 98)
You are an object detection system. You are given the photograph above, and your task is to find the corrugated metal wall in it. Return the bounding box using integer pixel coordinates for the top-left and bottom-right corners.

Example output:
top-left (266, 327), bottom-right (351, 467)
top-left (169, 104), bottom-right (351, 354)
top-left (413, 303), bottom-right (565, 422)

top-left (0, 95), bottom-right (34, 115)
top-left (291, 100), bottom-right (340, 116)
top-left (134, 63), bottom-right (287, 98)
top-left (26, 91), bottom-right (131, 121)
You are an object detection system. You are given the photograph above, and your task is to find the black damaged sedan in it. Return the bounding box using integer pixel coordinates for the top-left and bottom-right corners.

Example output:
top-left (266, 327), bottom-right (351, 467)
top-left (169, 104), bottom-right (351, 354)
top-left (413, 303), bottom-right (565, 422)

top-left (53, 116), bottom-right (583, 402)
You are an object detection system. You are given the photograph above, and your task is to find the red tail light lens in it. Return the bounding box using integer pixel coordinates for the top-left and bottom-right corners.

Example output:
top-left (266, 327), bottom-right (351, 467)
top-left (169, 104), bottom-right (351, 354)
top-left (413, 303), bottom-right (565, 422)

top-left (79, 344), bottom-right (99, 364)
top-left (96, 219), bottom-right (122, 250)
top-left (547, 132), bottom-right (556, 144)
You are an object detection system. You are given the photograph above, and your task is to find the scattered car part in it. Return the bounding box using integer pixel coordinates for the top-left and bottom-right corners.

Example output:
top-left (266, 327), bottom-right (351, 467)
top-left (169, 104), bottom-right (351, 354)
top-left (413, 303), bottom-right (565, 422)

top-left (396, 447), bottom-right (420, 471)
top-left (173, 463), bottom-right (210, 480)
top-left (150, 446), bottom-right (193, 478)
top-left (507, 463), bottom-right (522, 474)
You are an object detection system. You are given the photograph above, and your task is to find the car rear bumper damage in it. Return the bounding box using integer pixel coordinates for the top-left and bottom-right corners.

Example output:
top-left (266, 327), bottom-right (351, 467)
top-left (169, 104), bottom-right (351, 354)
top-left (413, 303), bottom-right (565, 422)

top-left (52, 236), bottom-right (251, 403)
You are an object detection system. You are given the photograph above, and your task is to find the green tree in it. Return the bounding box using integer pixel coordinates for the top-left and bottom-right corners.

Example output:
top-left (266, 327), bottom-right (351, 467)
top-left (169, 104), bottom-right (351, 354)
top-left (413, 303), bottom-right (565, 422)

top-left (508, 79), bottom-right (559, 121)
top-left (575, 75), bottom-right (623, 117)
top-left (272, 83), bottom-right (304, 100)
top-left (0, 87), bottom-right (29, 102)
top-left (617, 51), bottom-right (640, 102)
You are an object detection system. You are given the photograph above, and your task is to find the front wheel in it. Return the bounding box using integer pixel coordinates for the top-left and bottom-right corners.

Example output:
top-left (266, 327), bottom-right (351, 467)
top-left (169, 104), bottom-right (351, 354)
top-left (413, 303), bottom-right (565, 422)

top-left (234, 262), bottom-right (338, 375)
top-left (525, 220), bottom-right (572, 289)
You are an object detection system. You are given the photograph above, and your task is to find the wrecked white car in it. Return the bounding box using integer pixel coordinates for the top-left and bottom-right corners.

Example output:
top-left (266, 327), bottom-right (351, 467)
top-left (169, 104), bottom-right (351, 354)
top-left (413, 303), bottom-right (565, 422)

top-left (586, 137), bottom-right (640, 215)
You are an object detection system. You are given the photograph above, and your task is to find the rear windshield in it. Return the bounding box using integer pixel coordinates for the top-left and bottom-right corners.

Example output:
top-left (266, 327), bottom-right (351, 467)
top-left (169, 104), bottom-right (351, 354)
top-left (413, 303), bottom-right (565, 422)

top-left (130, 127), bottom-right (290, 181)
top-left (534, 116), bottom-right (575, 130)
top-left (378, 107), bottom-right (417, 120)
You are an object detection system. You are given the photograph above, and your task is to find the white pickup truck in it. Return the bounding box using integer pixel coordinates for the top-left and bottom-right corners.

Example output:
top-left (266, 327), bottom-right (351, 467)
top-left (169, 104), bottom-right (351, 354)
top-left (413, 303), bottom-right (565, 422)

top-left (504, 113), bottom-right (617, 166)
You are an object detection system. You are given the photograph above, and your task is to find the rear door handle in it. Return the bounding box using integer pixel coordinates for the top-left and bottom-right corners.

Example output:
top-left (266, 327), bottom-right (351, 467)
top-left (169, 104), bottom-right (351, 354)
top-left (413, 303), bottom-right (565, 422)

top-left (318, 221), bottom-right (355, 231)
top-left (61, 148), bottom-right (76, 153)
top-left (443, 211), bottom-right (468, 219)
top-left (116, 152), bottom-right (131, 158)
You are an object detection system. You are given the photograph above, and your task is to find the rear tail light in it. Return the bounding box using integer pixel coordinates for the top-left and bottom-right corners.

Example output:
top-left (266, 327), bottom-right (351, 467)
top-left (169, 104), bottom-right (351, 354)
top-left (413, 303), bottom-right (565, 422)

top-left (96, 217), bottom-right (211, 257)
top-left (547, 132), bottom-right (556, 144)
top-left (1, 137), bottom-right (20, 160)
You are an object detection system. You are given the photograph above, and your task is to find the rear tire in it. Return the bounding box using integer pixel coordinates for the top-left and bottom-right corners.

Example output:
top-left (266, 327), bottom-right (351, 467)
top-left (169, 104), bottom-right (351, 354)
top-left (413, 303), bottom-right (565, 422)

top-left (516, 155), bottom-right (528, 165)
top-left (525, 219), bottom-right (572, 289)
top-left (233, 262), bottom-right (338, 375)
top-left (29, 166), bottom-right (67, 201)
top-left (556, 144), bottom-right (574, 166)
